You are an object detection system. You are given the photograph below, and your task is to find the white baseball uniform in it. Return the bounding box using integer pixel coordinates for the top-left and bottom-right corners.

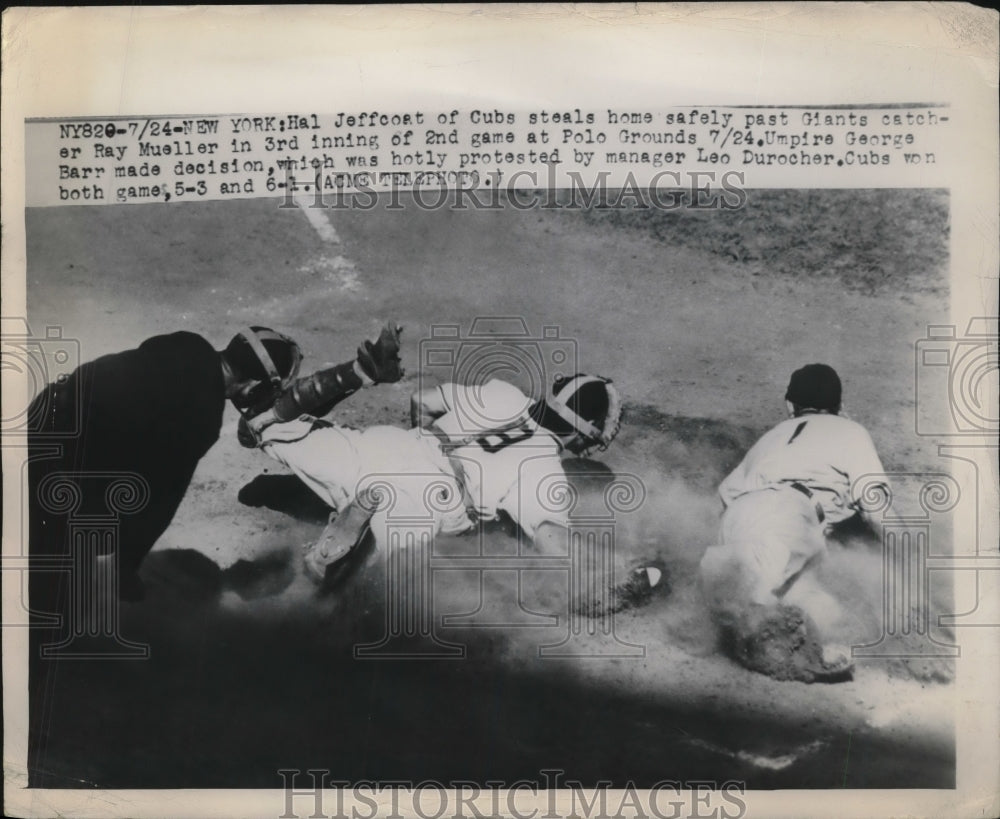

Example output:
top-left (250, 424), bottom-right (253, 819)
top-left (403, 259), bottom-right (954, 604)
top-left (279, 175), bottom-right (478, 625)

top-left (701, 412), bottom-right (888, 615)
top-left (254, 378), bottom-right (570, 542)
top-left (258, 419), bottom-right (473, 538)
top-left (429, 379), bottom-right (571, 538)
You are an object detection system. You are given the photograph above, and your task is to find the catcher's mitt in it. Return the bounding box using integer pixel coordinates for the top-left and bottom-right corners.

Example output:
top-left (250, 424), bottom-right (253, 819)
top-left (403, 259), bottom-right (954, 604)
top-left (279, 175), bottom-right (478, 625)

top-left (357, 322), bottom-right (404, 384)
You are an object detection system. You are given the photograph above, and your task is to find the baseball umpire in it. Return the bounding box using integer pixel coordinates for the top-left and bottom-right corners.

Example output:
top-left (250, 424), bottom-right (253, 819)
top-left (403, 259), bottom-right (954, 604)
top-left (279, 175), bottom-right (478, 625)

top-left (698, 363), bottom-right (890, 683)
top-left (28, 326), bottom-right (303, 605)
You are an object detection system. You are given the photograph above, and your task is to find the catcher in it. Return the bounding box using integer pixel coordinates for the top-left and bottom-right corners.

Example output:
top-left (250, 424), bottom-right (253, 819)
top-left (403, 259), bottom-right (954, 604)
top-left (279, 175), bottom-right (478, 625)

top-left (698, 363), bottom-right (889, 683)
top-left (239, 323), bottom-right (662, 613)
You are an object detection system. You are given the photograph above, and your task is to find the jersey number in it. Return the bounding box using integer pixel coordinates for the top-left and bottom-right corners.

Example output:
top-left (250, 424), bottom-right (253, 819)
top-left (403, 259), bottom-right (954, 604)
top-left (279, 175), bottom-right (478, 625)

top-left (476, 423), bottom-right (534, 453)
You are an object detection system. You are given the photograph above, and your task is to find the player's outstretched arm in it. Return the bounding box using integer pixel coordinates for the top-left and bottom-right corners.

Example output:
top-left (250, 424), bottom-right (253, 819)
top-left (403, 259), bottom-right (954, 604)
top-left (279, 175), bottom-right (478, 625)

top-left (237, 322), bottom-right (404, 445)
top-left (275, 322), bottom-right (404, 422)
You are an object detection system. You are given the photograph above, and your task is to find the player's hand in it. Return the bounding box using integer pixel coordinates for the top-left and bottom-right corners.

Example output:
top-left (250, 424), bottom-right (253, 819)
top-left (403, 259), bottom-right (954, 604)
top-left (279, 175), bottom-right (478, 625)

top-left (357, 322), bottom-right (404, 384)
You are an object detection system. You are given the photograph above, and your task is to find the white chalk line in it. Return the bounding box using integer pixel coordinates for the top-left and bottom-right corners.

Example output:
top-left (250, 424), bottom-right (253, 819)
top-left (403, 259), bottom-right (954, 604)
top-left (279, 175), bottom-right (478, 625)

top-left (294, 191), bottom-right (341, 244)
top-left (292, 192), bottom-right (367, 294)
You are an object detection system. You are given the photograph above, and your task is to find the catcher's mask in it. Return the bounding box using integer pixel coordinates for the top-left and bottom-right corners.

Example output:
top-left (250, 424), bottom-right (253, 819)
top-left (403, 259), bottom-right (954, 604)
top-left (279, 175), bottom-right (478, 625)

top-left (228, 326), bottom-right (303, 416)
top-left (545, 373), bottom-right (622, 455)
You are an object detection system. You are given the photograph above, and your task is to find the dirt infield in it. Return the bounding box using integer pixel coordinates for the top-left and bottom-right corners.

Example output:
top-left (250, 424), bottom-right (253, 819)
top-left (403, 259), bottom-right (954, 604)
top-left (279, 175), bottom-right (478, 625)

top-left (24, 190), bottom-right (954, 788)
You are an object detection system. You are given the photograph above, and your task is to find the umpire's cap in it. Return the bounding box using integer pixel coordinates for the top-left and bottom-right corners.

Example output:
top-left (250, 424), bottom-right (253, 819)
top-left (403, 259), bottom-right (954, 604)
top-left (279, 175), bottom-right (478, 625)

top-left (785, 363), bottom-right (842, 412)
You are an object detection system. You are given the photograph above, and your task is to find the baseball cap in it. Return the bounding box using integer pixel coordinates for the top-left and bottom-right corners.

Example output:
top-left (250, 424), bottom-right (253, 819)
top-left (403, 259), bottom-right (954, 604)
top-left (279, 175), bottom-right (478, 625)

top-left (785, 364), bottom-right (842, 411)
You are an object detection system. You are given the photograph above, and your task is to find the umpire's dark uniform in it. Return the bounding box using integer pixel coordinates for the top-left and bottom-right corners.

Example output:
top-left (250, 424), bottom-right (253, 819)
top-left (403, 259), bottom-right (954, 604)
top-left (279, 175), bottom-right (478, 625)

top-left (28, 331), bottom-right (226, 603)
top-left (27, 332), bottom-right (227, 786)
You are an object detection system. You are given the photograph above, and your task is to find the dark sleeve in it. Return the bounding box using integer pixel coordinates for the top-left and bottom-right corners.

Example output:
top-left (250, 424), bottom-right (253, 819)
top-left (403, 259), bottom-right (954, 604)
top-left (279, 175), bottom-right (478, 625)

top-left (136, 332), bottom-right (226, 457)
top-left (29, 333), bottom-right (226, 561)
top-left (66, 333), bottom-right (224, 471)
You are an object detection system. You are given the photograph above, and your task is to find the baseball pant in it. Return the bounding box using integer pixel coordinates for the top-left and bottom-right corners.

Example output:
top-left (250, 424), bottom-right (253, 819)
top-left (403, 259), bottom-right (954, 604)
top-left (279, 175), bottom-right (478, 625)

top-left (259, 420), bottom-right (474, 539)
top-left (699, 486), bottom-right (828, 625)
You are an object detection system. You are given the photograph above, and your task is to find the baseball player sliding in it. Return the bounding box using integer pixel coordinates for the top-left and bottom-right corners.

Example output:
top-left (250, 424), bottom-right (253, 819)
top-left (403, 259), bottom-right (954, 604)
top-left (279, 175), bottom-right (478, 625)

top-left (699, 363), bottom-right (889, 683)
top-left (240, 323), bottom-right (662, 614)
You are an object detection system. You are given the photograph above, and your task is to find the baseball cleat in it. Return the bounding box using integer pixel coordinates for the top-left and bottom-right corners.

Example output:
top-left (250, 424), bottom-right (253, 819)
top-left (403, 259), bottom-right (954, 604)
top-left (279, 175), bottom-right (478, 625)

top-left (728, 604), bottom-right (856, 684)
top-left (237, 415), bottom-right (262, 448)
top-left (616, 564), bottom-right (668, 608)
top-left (302, 539), bottom-right (353, 583)
top-left (807, 644), bottom-right (855, 684)
top-left (577, 562), bottom-right (670, 618)
top-left (357, 321), bottom-right (404, 383)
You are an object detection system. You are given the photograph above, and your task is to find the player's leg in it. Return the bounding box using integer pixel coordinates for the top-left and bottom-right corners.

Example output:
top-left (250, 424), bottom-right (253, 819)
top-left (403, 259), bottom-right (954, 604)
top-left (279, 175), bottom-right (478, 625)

top-left (770, 491), bottom-right (849, 645)
top-left (284, 425), bottom-right (469, 585)
top-left (783, 570), bottom-right (846, 640)
top-left (704, 491), bottom-right (853, 683)
top-left (303, 501), bottom-right (374, 582)
top-left (256, 425), bottom-right (360, 511)
top-left (771, 490), bottom-right (829, 594)
top-left (699, 544), bottom-right (761, 628)
top-left (248, 426), bottom-right (378, 585)
top-left (700, 493), bottom-right (790, 620)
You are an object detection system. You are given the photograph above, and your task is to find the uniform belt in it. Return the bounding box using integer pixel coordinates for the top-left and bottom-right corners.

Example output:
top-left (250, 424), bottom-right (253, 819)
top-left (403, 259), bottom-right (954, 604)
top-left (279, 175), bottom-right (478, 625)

top-left (787, 481), bottom-right (825, 524)
top-left (424, 425), bottom-right (480, 522)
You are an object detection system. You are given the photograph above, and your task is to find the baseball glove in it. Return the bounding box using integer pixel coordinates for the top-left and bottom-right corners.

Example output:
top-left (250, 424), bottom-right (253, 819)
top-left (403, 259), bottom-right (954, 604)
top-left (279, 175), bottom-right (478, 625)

top-left (357, 322), bottom-right (404, 383)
